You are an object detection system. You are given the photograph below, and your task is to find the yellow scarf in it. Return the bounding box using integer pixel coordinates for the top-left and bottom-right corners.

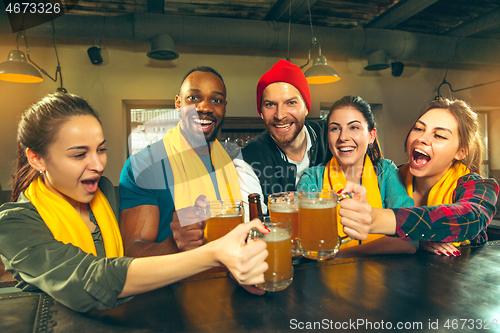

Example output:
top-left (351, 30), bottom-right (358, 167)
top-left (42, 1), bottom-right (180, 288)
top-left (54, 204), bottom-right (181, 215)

top-left (163, 123), bottom-right (242, 210)
top-left (25, 177), bottom-right (124, 257)
top-left (323, 155), bottom-right (384, 249)
top-left (400, 162), bottom-right (471, 246)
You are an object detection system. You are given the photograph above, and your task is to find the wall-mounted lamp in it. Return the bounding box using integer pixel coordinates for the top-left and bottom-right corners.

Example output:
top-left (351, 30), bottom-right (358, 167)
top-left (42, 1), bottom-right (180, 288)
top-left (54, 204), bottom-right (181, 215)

top-left (0, 22), bottom-right (66, 92)
top-left (147, 33), bottom-right (179, 61)
top-left (434, 76), bottom-right (500, 100)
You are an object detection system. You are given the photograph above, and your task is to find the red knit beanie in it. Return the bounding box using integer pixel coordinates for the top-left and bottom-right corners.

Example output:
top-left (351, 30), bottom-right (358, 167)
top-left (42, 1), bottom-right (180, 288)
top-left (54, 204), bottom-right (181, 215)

top-left (256, 59), bottom-right (311, 115)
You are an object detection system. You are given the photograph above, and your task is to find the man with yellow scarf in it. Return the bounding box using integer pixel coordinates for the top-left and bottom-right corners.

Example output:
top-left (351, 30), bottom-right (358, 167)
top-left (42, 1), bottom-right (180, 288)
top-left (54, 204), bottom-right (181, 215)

top-left (119, 67), bottom-right (242, 257)
top-left (0, 93), bottom-right (269, 312)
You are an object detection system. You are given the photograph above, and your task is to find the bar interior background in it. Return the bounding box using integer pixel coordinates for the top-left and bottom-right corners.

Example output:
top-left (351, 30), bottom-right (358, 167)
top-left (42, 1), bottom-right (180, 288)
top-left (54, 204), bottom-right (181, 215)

top-left (0, 0), bottom-right (499, 204)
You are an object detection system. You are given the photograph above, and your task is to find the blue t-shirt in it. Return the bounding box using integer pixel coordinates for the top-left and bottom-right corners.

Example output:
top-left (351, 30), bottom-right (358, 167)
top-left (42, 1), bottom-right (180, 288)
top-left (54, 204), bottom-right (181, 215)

top-left (119, 139), bottom-right (219, 242)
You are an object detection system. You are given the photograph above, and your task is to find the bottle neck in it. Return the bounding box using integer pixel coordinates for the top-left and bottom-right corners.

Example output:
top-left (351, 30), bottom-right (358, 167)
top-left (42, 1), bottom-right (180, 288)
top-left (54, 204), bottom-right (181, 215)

top-left (248, 194), bottom-right (263, 221)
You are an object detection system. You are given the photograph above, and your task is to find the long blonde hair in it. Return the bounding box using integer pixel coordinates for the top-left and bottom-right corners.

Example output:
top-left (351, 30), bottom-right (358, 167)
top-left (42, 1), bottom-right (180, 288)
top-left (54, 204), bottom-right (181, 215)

top-left (404, 98), bottom-right (483, 176)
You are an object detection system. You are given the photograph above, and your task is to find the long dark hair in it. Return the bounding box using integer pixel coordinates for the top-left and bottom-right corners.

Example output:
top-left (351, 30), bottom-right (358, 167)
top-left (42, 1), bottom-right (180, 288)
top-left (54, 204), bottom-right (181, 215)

top-left (11, 93), bottom-right (100, 202)
top-left (328, 95), bottom-right (383, 166)
top-left (404, 98), bottom-right (483, 176)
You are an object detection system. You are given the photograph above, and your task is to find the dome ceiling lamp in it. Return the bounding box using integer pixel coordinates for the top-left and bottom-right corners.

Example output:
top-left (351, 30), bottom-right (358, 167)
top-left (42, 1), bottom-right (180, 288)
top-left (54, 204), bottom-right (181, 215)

top-left (364, 49), bottom-right (406, 77)
top-left (0, 21), bottom-right (66, 92)
top-left (299, 0), bottom-right (340, 84)
top-left (300, 37), bottom-right (340, 84)
top-left (0, 31), bottom-right (43, 83)
top-left (364, 49), bottom-right (390, 71)
top-left (147, 33), bottom-right (179, 61)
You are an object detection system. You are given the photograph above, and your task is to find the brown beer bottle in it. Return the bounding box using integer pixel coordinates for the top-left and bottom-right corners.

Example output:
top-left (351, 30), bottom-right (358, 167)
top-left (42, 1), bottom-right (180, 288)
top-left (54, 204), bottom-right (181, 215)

top-left (248, 193), bottom-right (264, 221)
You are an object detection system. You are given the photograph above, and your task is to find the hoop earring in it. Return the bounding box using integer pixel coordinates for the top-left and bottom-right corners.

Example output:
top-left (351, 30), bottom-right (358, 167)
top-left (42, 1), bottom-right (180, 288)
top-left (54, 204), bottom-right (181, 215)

top-left (369, 142), bottom-right (374, 149)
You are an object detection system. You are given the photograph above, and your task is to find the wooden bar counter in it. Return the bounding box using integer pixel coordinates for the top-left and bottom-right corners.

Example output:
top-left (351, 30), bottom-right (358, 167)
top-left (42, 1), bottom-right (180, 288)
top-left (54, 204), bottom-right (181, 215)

top-left (1, 241), bottom-right (500, 332)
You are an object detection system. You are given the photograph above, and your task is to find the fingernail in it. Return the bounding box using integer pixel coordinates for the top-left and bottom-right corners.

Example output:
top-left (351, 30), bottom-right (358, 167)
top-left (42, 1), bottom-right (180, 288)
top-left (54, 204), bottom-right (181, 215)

top-left (264, 226), bottom-right (271, 232)
top-left (437, 251), bottom-right (443, 255)
top-left (337, 188), bottom-right (344, 194)
top-left (446, 251), bottom-right (452, 256)
top-left (454, 251), bottom-right (461, 256)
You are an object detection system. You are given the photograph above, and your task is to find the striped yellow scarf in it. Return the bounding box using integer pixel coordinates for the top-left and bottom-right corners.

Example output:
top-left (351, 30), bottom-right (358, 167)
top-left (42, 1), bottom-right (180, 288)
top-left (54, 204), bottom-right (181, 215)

top-left (163, 124), bottom-right (241, 225)
top-left (400, 162), bottom-right (471, 246)
top-left (323, 155), bottom-right (384, 248)
top-left (25, 177), bottom-right (124, 257)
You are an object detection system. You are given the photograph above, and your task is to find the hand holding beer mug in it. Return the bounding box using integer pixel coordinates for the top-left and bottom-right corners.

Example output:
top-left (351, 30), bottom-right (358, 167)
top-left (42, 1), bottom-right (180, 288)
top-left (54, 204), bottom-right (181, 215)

top-left (338, 183), bottom-right (372, 240)
top-left (248, 216), bottom-right (293, 292)
top-left (205, 200), bottom-right (244, 242)
top-left (298, 189), bottom-right (352, 261)
top-left (204, 200), bottom-right (244, 274)
top-left (268, 191), bottom-right (300, 257)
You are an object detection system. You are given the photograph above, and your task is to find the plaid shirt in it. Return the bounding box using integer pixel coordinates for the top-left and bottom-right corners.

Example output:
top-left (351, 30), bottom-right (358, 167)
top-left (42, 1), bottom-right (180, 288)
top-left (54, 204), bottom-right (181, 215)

top-left (392, 173), bottom-right (499, 244)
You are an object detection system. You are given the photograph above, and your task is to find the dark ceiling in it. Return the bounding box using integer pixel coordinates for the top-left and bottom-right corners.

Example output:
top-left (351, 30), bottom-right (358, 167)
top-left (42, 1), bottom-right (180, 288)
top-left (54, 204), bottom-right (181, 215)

top-left (68, 0), bottom-right (500, 40)
top-left (1, 0), bottom-right (499, 67)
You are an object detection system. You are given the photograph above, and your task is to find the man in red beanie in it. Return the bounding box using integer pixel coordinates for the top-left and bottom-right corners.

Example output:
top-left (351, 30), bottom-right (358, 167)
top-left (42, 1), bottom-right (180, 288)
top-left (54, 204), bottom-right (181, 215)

top-left (240, 59), bottom-right (331, 210)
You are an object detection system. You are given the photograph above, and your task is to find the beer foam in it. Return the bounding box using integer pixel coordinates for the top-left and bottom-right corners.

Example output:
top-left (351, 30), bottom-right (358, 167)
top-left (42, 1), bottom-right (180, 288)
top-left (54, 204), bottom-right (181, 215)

top-left (263, 231), bottom-right (291, 242)
top-left (269, 203), bottom-right (298, 213)
top-left (298, 199), bottom-right (336, 209)
top-left (216, 213), bottom-right (241, 218)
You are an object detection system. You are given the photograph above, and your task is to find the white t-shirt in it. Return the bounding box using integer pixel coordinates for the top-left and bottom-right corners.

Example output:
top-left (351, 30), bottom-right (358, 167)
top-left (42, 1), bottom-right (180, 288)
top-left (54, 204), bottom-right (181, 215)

top-left (288, 128), bottom-right (312, 186)
top-left (235, 127), bottom-right (312, 221)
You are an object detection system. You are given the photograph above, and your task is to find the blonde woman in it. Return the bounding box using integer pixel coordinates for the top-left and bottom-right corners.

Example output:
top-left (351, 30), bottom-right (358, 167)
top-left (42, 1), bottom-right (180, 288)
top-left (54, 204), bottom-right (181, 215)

top-left (339, 98), bottom-right (498, 248)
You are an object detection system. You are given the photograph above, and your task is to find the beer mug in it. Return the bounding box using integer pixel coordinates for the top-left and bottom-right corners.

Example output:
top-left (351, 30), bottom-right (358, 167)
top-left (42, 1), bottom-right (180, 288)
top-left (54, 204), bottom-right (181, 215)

top-left (268, 191), bottom-right (300, 257)
top-left (205, 200), bottom-right (244, 243)
top-left (297, 189), bottom-right (352, 261)
top-left (248, 216), bottom-right (293, 292)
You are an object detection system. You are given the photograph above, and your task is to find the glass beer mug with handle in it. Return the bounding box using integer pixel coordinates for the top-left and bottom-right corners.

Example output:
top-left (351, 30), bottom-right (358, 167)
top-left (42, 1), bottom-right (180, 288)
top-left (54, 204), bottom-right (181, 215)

top-left (205, 200), bottom-right (244, 243)
top-left (204, 200), bottom-right (244, 274)
top-left (248, 216), bottom-right (293, 292)
top-left (297, 189), bottom-right (352, 261)
top-left (268, 191), bottom-right (300, 257)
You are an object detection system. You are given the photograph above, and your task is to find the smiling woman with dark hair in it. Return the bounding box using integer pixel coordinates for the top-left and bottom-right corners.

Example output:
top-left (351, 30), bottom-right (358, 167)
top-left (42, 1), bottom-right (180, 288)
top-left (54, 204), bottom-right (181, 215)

top-left (339, 98), bottom-right (498, 250)
top-left (298, 95), bottom-right (417, 258)
top-left (0, 93), bottom-right (269, 312)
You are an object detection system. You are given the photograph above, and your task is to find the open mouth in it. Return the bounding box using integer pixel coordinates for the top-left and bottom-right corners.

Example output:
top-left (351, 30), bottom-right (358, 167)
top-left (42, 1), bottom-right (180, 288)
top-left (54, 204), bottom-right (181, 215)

top-left (191, 116), bottom-right (215, 132)
top-left (81, 177), bottom-right (100, 193)
top-left (274, 122), bottom-right (292, 132)
top-left (337, 146), bottom-right (355, 154)
top-left (412, 148), bottom-right (431, 167)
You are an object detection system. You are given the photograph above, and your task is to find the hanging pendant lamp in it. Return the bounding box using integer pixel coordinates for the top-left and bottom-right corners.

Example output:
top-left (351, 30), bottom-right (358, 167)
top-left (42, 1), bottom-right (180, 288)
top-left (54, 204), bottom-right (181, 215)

top-left (0, 36), bottom-right (43, 83)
